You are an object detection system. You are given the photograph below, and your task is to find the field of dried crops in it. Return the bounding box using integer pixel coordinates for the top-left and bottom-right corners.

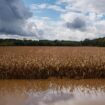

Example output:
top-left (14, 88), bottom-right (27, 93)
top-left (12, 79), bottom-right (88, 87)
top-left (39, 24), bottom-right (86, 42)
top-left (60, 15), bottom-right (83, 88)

top-left (0, 47), bottom-right (105, 79)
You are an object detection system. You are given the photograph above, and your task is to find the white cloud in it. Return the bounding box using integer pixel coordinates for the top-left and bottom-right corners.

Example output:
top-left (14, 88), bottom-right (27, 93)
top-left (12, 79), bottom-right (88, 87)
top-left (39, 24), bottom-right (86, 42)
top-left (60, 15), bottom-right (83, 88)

top-left (57, 0), bottom-right (105, 13)
top-left (23, 16), bottom-right (100, 41)
top-left (31, 3), bottom-right (65, 12)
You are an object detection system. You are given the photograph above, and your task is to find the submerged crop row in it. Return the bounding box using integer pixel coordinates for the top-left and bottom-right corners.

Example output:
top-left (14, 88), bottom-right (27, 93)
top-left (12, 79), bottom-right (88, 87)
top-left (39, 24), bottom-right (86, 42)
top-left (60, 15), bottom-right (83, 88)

top-left (0, 47), bottom-right (105, 79)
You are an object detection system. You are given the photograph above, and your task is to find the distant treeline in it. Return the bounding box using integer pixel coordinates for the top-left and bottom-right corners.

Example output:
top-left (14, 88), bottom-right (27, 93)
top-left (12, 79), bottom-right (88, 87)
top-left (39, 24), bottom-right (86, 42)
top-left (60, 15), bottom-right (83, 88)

top-left (0, 37), bottom-right (105, 46)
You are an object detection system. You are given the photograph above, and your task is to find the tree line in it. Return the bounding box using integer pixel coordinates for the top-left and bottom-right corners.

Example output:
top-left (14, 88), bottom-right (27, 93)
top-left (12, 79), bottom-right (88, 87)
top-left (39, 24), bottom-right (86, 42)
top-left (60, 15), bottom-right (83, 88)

top-left (0, 37), bottom-right (105, 46)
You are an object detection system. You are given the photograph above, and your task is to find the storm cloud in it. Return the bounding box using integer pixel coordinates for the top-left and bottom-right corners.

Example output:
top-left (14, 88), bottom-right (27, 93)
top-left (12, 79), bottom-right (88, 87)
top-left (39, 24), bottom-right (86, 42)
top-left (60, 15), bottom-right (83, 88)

top-left (0, 0), bottom-right (33, 36)
top-left (65, 17), bottom-right (87, 31)
top-left (0, 0), bottom-right (105, 40)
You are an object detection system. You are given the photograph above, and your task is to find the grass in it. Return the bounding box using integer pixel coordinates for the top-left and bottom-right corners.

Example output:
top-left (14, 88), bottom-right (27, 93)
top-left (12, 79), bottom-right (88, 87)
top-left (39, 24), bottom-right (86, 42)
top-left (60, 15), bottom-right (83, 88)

top-left (0, 46), bottom-right (105, 79)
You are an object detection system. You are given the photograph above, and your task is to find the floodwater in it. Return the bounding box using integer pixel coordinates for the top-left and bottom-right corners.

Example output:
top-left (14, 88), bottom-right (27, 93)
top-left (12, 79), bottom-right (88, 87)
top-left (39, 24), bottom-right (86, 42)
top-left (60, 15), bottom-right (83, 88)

top-left (0, 79), bottom-right (105, 105)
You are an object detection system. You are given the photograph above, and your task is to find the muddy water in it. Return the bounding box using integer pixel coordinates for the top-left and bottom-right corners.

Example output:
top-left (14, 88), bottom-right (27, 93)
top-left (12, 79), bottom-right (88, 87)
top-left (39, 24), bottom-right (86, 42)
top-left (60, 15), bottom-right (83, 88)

top-left (0, 79), bottom-right (105, 105)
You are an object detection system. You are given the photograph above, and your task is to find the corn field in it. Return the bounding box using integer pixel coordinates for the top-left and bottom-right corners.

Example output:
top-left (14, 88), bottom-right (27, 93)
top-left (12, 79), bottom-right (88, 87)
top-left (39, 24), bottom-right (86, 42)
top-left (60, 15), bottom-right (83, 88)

top-left (0, 47), bottom-right (105, 79)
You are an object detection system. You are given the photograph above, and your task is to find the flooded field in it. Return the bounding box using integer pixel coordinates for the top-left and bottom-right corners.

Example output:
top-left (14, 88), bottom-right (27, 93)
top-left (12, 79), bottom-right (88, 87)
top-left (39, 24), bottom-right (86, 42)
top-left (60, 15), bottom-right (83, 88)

top-left (0, 79), bottom-right (105, 105)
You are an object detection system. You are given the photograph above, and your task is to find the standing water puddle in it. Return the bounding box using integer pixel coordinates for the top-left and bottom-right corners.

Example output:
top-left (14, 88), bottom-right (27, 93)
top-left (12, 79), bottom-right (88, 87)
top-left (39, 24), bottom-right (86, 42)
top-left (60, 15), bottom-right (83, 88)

top-left (0, 79), bottom-right (105, 105)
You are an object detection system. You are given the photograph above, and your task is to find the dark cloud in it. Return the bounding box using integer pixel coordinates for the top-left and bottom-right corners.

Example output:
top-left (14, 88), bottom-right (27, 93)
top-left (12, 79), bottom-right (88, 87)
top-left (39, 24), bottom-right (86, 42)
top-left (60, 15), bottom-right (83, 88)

top-left (65, 17), bottom-right (87, 31)
top-left (0, 0), bottom-right (32, 36)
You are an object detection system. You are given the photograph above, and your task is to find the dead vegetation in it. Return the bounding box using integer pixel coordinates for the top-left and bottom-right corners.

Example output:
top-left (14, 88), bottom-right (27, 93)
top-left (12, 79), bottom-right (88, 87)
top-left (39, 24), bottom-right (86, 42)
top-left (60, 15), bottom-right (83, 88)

top-left (0, 47), bottom-right (105, 79)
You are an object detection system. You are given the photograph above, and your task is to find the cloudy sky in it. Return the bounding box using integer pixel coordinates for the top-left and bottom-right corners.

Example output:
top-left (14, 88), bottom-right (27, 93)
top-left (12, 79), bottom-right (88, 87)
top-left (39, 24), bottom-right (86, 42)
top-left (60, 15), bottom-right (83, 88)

top-left (0, 0), bottom-right (105, 41)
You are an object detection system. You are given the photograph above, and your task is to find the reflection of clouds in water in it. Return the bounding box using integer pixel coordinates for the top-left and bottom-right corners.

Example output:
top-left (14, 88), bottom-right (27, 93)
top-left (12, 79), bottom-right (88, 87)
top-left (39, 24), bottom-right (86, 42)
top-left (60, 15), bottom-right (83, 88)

top-left (24, 90), bottom-right (74, 105)
top-left (0, 80), bottom-right (105, 105)
top-left (24, 87), bottom-right (105, 105)
top-left (24, 89), bottom-right (105, 105)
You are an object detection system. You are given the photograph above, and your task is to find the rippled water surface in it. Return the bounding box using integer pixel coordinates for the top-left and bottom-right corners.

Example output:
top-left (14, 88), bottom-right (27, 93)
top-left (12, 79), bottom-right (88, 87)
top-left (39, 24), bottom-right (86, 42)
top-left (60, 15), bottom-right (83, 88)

top-left (0, 79), bottom-right (105, 105)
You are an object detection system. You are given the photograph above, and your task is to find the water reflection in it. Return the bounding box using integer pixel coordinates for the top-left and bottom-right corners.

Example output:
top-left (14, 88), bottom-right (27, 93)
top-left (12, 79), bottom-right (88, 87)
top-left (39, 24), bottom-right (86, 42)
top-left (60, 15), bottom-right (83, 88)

top-left (0, 79), bottom-right (105, 105)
